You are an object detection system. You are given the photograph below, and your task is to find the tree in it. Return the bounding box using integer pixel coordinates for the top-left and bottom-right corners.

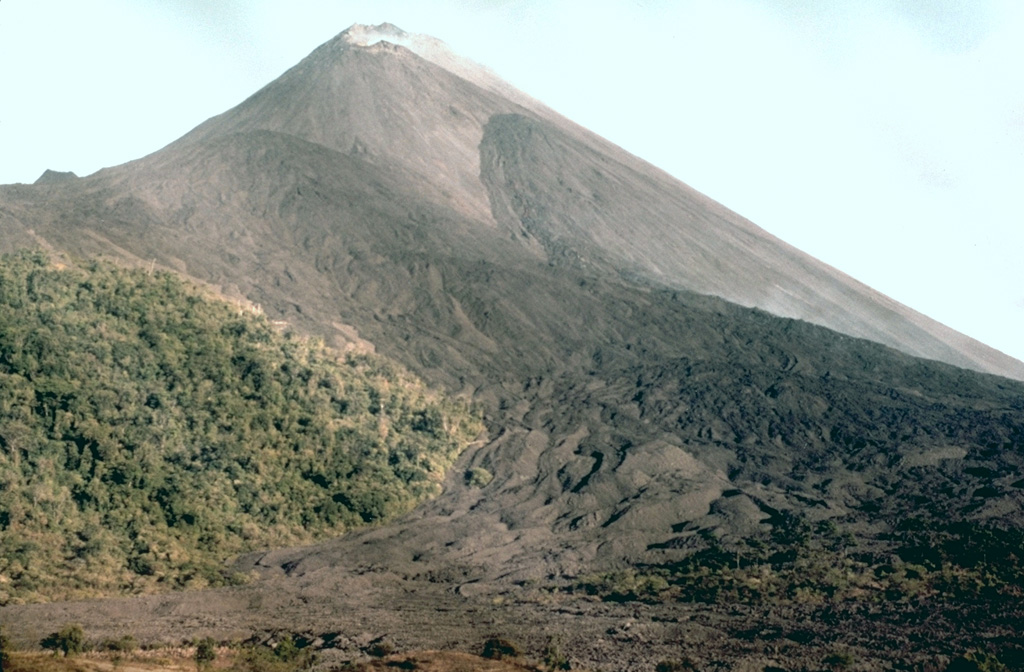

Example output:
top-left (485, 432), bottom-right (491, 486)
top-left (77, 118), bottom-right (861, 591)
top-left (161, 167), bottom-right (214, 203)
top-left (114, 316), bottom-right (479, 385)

top-left (1, 625), bottom-right (12, 672)
top-left (41, 624), bottom-right (86, 657)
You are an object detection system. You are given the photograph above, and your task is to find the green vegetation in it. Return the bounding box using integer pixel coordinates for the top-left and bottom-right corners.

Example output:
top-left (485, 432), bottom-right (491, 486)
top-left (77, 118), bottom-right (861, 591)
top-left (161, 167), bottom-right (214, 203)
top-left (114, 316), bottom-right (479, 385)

top-left (97, 636), bottom-right (136, 654)
top-left (822, 651), bottom-right (854, 669)
top-left (543, 638), bottom-right (569, 671)
top-left (1, 625), bottom-right (12, 672)
top-left (465, 466), bottom-right (493, 487)
top-left (948, 650), bottom-right (1009, 672)
top-left (231, 639), bottom-right (316, 672)
top-left (0, 251), bottom-right (483, 604)
top-left (890, 519), bottom-right (1024, 599)
top-left (270, 636), bottom-right (298, 663)
top-left (193, 639), bottom-right (216, 670)
top-left (481, 637), bottom-right (522, 660)
top-left (574, 514), bottom-right (1024, 607)
top-left (40, 626), bottom-right (85, 658)
top-left (366, 639), bottom-right (396, 658)
top-left (2, 632), bottom-right (319, 672)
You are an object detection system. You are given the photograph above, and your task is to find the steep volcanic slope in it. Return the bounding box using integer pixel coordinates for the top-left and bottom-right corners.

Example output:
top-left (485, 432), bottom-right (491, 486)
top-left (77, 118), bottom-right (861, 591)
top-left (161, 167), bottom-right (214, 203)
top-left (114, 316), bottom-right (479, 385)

top-left (0, 16), bottom-right (1022, 559)
top-left (3, 26), bottom-right (1021, 381)
top-left (168, 38), bottom-right (513, 224)
top-left (0, 16), bottom-right (1021, 532)
top-left (2, 24), bottom-right (1024, 668)
top-left (478, 112), bottom-right (1021, 378)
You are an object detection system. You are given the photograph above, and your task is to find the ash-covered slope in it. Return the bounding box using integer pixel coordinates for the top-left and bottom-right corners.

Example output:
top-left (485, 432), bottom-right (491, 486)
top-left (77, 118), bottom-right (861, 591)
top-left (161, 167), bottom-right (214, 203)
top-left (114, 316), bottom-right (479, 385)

top-left (1, 23), bottom-right (1020, 379)
top-left (182, 24), bottom-right (1024, 379)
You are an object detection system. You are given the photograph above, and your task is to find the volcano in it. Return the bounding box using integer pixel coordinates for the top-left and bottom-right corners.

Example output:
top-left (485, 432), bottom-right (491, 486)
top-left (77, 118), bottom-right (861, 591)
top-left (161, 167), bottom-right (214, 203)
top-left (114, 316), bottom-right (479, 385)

top-left (2, 23), bottom-right (1023, 670)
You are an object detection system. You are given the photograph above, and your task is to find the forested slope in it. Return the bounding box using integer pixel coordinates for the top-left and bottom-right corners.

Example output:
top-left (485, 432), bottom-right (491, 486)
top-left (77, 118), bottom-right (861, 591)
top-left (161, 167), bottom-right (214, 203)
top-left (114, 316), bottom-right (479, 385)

top-left (0, 252), bottom-right (482, 604)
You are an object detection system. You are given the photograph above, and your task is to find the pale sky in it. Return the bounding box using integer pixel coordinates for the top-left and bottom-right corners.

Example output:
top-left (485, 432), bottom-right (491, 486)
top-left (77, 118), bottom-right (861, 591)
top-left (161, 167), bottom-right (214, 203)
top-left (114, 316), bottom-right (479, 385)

top-left (2, 1), bottom-right (1022, 365)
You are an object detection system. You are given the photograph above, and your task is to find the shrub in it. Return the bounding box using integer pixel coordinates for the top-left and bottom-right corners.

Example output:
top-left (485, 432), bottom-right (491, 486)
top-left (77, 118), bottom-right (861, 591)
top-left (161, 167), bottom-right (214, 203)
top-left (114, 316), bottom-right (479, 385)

top-left (367, 638), bottom-right (395, 658)
top-left (544, 638), bottom-right (570, 670)
top-left (195, 637), bottom-right (217, 669)
top-left (947, 650), bottom-right (1009, 672)
top-left (230, 641), bottom-right (315, 672)
top-left (482, 637), bottom-right (522, 660)
top-left (465, 467), bottom-right (493, 488)
top-left (231, 644), bottom-right (284, 672)
top-left (41, 624), bottom-right (86, 657)
top-left (656, 658), bottom-right (698, 672)
top-left (101, 635), bottom-right (138, 653)
top-left (824, 651), bottom-right (854, 669)
top-left (273, 635), bottom-right (299, 662)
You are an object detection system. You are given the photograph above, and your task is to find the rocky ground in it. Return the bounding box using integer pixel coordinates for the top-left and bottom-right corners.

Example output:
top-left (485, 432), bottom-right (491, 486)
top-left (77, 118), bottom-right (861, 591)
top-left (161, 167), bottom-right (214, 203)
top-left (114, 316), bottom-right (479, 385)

top-left (4, 532), bottom-right (1022, 672)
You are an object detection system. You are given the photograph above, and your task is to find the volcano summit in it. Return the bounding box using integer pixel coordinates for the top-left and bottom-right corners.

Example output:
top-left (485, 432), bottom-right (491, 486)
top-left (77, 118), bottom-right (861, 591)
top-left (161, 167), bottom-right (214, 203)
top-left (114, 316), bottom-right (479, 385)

top-left (1, 23), bottom-right (1023, 671)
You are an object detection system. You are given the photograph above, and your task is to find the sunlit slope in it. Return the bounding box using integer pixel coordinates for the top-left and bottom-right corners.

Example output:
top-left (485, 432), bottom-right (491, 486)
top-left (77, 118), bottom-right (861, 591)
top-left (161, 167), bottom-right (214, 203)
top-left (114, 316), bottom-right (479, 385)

top-left (0, 252), bottom-right (481, 604)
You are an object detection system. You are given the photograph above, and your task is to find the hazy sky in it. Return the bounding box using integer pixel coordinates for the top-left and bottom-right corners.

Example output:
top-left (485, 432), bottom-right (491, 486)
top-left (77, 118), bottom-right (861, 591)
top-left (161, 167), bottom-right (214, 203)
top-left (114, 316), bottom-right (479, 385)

top-left (2, 1), bottom-right (1022, 364)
